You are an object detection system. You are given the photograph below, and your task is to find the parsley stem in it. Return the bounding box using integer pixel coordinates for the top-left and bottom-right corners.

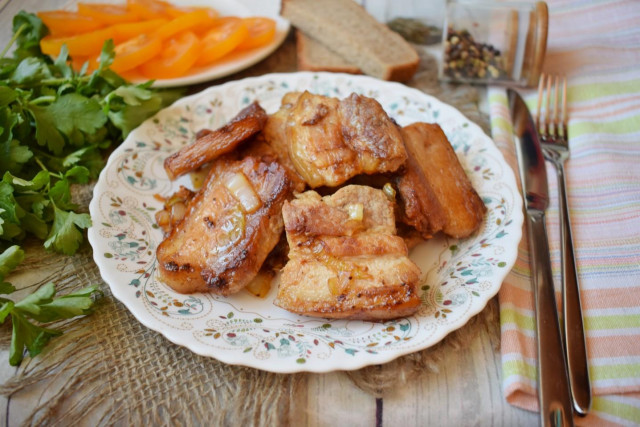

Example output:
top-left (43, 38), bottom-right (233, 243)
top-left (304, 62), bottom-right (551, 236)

top-left (34, 156), bottom-right (62, 179)
top-left (29, 96), bottom-right (56, 106)
top-left (39, 76), bottom-right (91, 86)
top-left (34, 156), bottom-right (49, 173)
top-left (0, 23), bottom-right (26, 58)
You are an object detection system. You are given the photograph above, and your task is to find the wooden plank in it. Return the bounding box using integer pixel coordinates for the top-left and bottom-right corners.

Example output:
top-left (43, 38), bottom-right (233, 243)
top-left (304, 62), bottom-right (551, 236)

top-left (382, 321), bottom-right (537, 426)
top-left (304, 372), bottom-right (377, 426)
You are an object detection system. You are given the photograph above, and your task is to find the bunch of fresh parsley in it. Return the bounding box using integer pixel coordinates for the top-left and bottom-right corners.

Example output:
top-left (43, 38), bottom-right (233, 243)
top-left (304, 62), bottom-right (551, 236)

top-left (0, 12), bottom-right (182, 365)
top-left (0, 11), bottom-right (181, 255)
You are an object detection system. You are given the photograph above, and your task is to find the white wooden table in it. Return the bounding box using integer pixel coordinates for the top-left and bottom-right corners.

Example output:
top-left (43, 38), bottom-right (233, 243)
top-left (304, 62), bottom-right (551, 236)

top-left (0, 1), bottom-right (537, 425)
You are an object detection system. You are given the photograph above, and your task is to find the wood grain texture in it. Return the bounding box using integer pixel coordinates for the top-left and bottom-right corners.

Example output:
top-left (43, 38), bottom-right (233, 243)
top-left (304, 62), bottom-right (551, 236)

top-left (0, 1), bottom-right (538, 426)
top-left (382, 319), bottom-right (535, 426)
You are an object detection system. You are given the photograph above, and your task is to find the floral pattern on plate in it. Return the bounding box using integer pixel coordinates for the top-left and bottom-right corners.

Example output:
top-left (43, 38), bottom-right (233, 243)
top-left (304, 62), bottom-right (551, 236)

top-left (88, 72), bottom-right (523, 373)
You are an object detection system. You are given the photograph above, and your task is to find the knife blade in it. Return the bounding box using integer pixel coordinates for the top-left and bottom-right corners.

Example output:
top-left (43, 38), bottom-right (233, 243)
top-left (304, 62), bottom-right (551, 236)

top-left (508, 88), bottom-right (574, 427)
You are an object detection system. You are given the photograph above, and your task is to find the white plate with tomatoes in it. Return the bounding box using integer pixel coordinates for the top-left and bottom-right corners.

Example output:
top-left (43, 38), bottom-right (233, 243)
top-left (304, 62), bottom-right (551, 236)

top-left (41, 0), bottom-right (289, 87)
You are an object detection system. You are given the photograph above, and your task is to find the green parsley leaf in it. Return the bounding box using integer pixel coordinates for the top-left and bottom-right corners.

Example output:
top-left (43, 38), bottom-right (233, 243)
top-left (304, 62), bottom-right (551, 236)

top-left (0, 180), bottom-right (21, 225)
top-left (14, 281), bottom-right (55, 316)
top-left (12, 11), bottom-right (48, 60)
top-left (61, 146), bottom-right (93, 168)
top-left (0, 140), bottom-right (32, 173)
top-left (0, 300), bottom-right (14, 323)
top-left (64, 165), bottom-right (90, 184)
top-left (108, 100), bottom-right (163, 137)
top-left (10, 56), bottom-right (51, 84)
top-left (43, 206), bottom-right (91, 255)
top-left (97, 39), bottom-right (115, 70)
top-left (52, 44), bottom-right (72, 79)
top-left (106, 85), bottom-right (154, 106)
top-left (48, 93), bottom-right (107, 136)
top-left (48, 178), bottom-right (75, 210)
top-left (16, 283), bottom-right (100, 323)
top-left (29, 104), bottom-right (66, 154)
top-left (10, 311), bottom-right (61, 365)
top-left (0, 108), bottom-right (33, 174)
top-left (3, 170), bottom-right (49, 191)
top-left (0, 86), bottom-right (18, 108)
top-left (0, 245), bottom-right (24, 294)
top-left (20, 212), bottom-right (48, 240)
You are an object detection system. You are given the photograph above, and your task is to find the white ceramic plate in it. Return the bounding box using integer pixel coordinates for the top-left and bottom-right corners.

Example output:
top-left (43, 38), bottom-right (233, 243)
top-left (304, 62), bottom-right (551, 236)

top-left (88, 72), bottom-right (523, 373)
top-left (64, 0), bottom-right (289, 88)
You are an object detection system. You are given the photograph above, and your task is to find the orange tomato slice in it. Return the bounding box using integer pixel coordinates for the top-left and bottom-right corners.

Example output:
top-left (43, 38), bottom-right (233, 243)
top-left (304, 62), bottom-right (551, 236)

top-left (139, 31), bottom-right (199, 79)
top-left (37, 11), bottom-right (104, 36)
top-left (196, 17), bottom-right (248, 66)
top-left (166, 6), bottom-right (218, 19)
top-left (165, 7), bottom-right (220, 34)
top-left (126, 0), bottom-right (172, 20)
top-left (77, 3), bottom-right (140, 25)
top-left (111, 35), bottom-right (162, 73)
top-left (110, 18), bottom-right (169, 44)
top-left (152, 10), bottom-right (212, 41)
top-left (40, 27), bottom-right (115, 57)
top-left (236, 17), bottom-right (276, 50)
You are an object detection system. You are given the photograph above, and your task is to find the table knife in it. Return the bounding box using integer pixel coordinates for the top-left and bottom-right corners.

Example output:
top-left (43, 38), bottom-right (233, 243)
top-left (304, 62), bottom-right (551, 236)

top-left (508, 89), bottom-right (574, 427)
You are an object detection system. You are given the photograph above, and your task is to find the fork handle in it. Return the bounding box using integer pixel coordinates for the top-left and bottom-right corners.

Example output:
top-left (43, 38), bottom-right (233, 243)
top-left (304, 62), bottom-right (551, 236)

top-left (556, 161), bottom-right (592, 415)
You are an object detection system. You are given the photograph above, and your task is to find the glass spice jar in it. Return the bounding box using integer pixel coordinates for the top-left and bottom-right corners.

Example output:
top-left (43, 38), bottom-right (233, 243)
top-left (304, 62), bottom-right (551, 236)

top-left (439, 0), bottom-right (548, 87)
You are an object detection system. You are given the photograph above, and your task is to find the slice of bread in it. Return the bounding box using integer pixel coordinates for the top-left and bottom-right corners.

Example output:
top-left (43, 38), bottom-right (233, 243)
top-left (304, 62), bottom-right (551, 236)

top-left (282, 0), bottom-right (419, 81)
top-left (296, 31), bottom-right (361, 74)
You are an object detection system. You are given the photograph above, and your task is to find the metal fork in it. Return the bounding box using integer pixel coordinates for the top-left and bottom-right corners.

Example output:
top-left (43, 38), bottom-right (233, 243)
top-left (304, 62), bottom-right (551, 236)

top-left (537, 74), bottom-right (591, 416)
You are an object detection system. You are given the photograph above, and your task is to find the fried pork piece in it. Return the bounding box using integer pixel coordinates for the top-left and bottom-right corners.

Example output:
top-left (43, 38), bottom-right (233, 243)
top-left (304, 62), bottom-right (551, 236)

top-left (275, 185), bottom-right (421, 320)
top-left (395, 126), bottom-right (447, 239)
top-left (401, 123), bottom-right (486, 238)
top-left (286, 91), bottom-right (407, 187)
top-left (242, 94), bottom-right (307, 192)
top-left (262, 92), bottom-right (302, 175)
top-left (163, 102), bottom-right (268, 180)
top-left (156, 155), bottom-right (293, 295)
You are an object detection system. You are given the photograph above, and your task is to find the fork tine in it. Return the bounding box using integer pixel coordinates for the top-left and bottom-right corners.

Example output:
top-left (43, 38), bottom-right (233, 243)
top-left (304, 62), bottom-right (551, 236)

top-left (546, 74), bottom-right (553, 138)
top-left (562, 76), bottom-right (568, 139)
top-left (553, 75), bottom-right (560, 139)
top-left (537, 73), bottom-right (545, 132)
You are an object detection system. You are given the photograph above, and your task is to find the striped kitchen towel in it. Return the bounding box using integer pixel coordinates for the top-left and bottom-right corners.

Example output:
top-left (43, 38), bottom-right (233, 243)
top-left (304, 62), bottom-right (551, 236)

top-left (492, 0), bottom-right (640, 425)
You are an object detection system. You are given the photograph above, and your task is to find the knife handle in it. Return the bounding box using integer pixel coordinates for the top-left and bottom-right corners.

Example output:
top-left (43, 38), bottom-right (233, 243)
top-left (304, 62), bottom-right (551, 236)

top-left (556, 165), bottom-right (592, 416)
top-left (527, 210), bottom-right (574, 427)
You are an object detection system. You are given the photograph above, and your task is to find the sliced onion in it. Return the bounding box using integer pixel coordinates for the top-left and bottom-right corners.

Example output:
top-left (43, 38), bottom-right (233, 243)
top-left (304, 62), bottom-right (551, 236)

top-left (346, 203), bottom-right (364, 221)
top-left (246, 271), bottom-right (273, 298)
top-left (156, 210), bottom-right (170, 227)
top-left (224, 172), bottom-right (262, 214)
top-left (170, 202), bottom-right (186, 223)
top-left (383, 182), bottom-right (396, 201)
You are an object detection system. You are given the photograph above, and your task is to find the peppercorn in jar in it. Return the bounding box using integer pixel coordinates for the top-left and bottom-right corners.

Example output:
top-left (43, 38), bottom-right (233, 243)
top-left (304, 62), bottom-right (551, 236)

top-left (439, 0), bottom-right (548, 87)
